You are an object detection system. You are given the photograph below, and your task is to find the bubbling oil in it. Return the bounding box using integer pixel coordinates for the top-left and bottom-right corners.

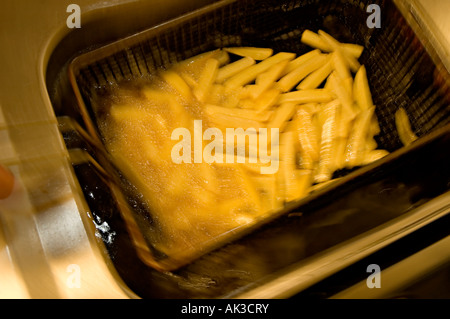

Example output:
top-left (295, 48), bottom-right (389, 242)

top-left (93, 60), bottom-right (272, 261)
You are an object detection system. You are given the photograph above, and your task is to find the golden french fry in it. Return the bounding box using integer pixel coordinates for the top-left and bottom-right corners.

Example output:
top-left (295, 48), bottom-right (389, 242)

top-left (216, 50), bottom-right (230, 66)
top-left (328, 72), bottom-right (357, 122)
top-left (354, 65), bottom-right (374, 110)
top-left (204, 103), bottom-right (273, 122)
top-left (345, 107), bottom-right (375, 168)
top-left (268, 102), bottom-right (296, 132)
top-left (224, 52), bottom-right (296, 89)
top-left (298, 102), bottom-right (318, 115)
top-left (332, 50), bottom-right (352, 81)
top-left (296, 56), bottom-right (333, 90)
top-left (318, 30), bottom-right (360, 72)
top-left (293, 108), bottom-right (320, 162)
top-left (301, 29), bottom-right (331, 51)
top-left (395, 107), bottom-right (418, 146)
top-left (361, 149), bottom-right (389, 165)
top-left (206, 84), bottom-right (225, 105)
top-left (175, 49), bottom-right (222, 72)
top-left (240, 88), bottom-right (281, 112)
top-left (216, 56), bottom-right (256, 83)
top-left (193, 58), bottom-right (219, 102)
top-left (207, 110), bottom-right (264, 130)
top-left (277, 54), bottom-right (328, 92)
top-left (278, 88), bottom-right (334, 104)
top-left (301, 30), bottom-right (364, 59)
top-left (340, 43), bottom-right (364, 59)
top-left (282, 49), bottom-right (321, 76)
top-left (277, 131), bottom-right (294, 202)
top-left (110, 104), bottom-right (150, 123)
top-left (160, 70), bottom-right (193, 100)
top-left (252, 60), bottom-right (289, 99)
top-left (314, 100), bottom-right (338, 183)
top-left (224, 47), bottom-right (274, 60)
top-left (333, 137), bottom-right (347, 171)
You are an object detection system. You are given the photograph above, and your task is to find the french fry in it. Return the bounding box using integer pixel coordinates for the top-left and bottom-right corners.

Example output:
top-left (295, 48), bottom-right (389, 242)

top-left (328, 72), bottom-right (356, 122)
top-left (277, 53), bottom-right (328, 92)
top-left (240, 88), bottom-right (281, 112)
top-left (395, 107), bottom-right (418, 146)
top-left (216, 56), bottom-right (256, 83)
top-left (224, 52), bottom-right (296, 89)
top-left (332, 50), bottom-right (352, 81)
top-left (206, 84), bottom-right (226, 105)
top-left (353, 65), bottom-right (374, 110)
top-left (218, 85), bottom-right (245, 108)
top-left (216, 50), bottom-right (230, 66)
top-left (301, 30), bottom-right (331, 52)
top-left (333, 137), bottom-right (347, 171)
top-left (278, 89), bottom-right (334, 104)
top-left (204, 103), bottom-right (273, 122)
top-left (298, 148), bottom-right (315, 170)
top-left (277, 131), bottom-right (294, 202)
top-left (345, 107), bottom-right (375, 168)
top-left (298, 102), bottom-right (318, 115)
top-left (301, 30), bottom-right (364, 59)
top-left (361, 149), bottom-right (389, 165)
top-left (314, 101), bottom-right (338, 183)
top-left (175, 49), bottom-right (222, 72)
top-left (365, 136), bottom-right (378, 153)
top-left (268, 102), bottom-right (296, 132)
top-left (293, 108), bottom-right (320, 161)
top-left (340, 43), bottom-right (364, 59)
top-left (318, 30), bottom-right (361, 72)
top-left (296, 56), bottom-right (333, 90)
top-left (207, 110), bottom-right (264, 130)
top-left (252, 60), bottom-right (289, 99)
top-left (224, 47), bottom-right (274, 60)
top-left (109, 104), bottom-right (150, 123)
top-left (332, 102), bottom-right (351, 169)
top-left (159, 70), bottom-right (193, 100)
top-left (281, 49), bottom-right (321, 76)
top-left (193, 58), bottom-right (219, 102)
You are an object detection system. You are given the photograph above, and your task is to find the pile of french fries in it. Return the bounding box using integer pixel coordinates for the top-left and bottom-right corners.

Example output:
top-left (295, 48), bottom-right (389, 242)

top-left (167, 29), bottom-right (389, 203)
top-left (102, 29), bottom-right (390, 256)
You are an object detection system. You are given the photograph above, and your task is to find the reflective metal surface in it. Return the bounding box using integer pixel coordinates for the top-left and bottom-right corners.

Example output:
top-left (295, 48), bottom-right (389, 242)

top-left (0, 0), bottom-right (449, 298)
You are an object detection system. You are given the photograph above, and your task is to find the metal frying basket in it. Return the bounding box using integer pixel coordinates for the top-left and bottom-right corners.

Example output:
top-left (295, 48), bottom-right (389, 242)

top-left (67, 0), bottom-right (450, 273)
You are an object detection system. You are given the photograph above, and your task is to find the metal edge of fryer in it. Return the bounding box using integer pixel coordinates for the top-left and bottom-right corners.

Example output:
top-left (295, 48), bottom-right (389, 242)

top-left (233, 190), bottom-right (450, 299)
